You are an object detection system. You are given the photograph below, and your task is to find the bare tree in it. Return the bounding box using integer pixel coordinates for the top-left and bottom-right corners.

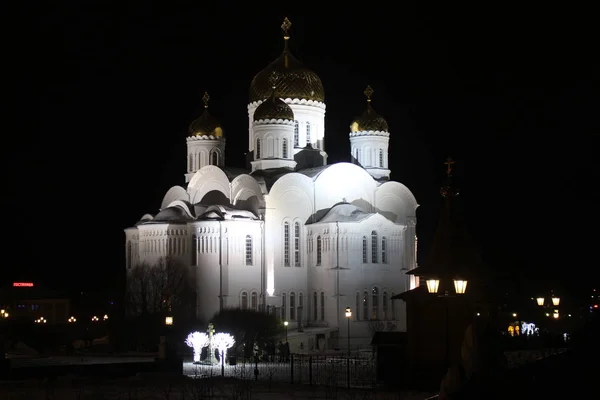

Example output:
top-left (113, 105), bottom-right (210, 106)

top-left (126, 256), bottom-right (193, 317)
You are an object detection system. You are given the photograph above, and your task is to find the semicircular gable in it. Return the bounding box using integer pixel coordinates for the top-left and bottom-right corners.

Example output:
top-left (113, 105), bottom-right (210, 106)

top-left (269, 173), bottom-right (315, 221)
top-left (164, 200), bottom-right (195, 218)
top-left (231, 174), bottom-right (264, 210)
top-left (375, 181), bottom-right (419, 223)
top-left (161, 186), bottom-right (189, 210)
top-left (313, 163), bottom-right (376, 212)
top-left (188, 165), bottom-right (231, 204)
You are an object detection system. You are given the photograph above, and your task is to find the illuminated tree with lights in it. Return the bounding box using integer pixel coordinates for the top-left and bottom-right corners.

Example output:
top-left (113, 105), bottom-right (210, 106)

top-left (185, 331), bottom-right (209, 363)
top-left (213, 332), bottom-right (235, 361)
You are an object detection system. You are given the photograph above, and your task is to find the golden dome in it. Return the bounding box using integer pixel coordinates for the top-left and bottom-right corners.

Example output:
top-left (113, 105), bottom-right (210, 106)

top-left (249, 18), bottom-right (324, 103)
top-left (254, 87), bottom-right (295, 121)
top-left (350, 86), bottom-right (389, 133)
top-left (188, 92), bottom-right (224, 138)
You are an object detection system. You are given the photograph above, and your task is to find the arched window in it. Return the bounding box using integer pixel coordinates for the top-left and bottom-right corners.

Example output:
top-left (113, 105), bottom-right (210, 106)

top-left (355, 293), bottom-right (360, 321)
top-left (371, 231), bottom-right (378, 263)
top-left (381, 237), bottom-right (387, 264)
top-left (126, 241), bottom-right (132, 269)
top-left (383, 292), bottom-right (388, 320)
top-left (251, 292), bottom-right (258, 311)
top-left (294, 121), bottom-right (299, 146)
top-left (245, 235), bottom-right (253, 265)
top-left (372, 287), bottom-right (379, 320)
top-left (283, 138), bottom-right (288, 158)
top-left (256, 140), bottom-right (261, 159)
top-left (379, 149), bottom-right (384, 167)
top-left (283, 222), bottom-right (290, 266)
top-left (241, 291), bottom-right (248, 309)
top-left (313, 292), bottom-right (318, 321)
top-left (391, 292), bottom-right (396, 319)
top-left (191, 235), bottom-right (197, 265)
top-left (363, 291), bottom-right (368, 320)
top-left (306, 122), bottom-right (311, 144)
top-left (281, 293), bottom-right (286, 320)
top-left (320, 292), bottom-right (325, 321)
top-left (299, 293), bottom-right (303, 319)
top-left (316, 236), bottom-right (322, 266)
top-left (294, 222), bottom-right (301, 267)
top-left (211, 151), bottom-right (218, 166)
top-left (362, 236), bottom-right (368, 263)
top-left (290, 292), bottom-right (296, 320)
top-left (189, 155), bottom-right (193, 171)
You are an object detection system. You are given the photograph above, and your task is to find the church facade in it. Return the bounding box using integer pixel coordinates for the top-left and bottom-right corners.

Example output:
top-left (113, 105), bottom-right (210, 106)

top-left (124, 18), bottom-right (419, 350)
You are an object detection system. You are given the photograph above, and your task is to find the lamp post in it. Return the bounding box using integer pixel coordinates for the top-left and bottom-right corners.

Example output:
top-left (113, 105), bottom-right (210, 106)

top-left (284, 321), bottom-right (288, 342)
top-left (425, 277), bottom-right (468, 368)
top-left (345, 307), bottom-right (352, 357)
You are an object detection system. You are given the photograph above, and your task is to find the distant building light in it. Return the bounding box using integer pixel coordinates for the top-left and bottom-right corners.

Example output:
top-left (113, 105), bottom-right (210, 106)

top-left (13, 282), bottom-right (34, 287)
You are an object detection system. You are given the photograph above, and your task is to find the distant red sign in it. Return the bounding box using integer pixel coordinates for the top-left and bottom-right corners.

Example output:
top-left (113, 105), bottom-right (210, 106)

top-left (13, 282), bottom-right (34, 287)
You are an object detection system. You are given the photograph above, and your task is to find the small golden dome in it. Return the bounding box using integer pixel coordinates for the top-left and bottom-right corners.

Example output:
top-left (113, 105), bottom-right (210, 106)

top-left (249, 18), bottom-right (324, 103)
top-left (350, 86), bottom-right (389, 133)
top-left (254, 83), bottom-right (295, 121)
top-left (188, 92), bottom-right (224, 138)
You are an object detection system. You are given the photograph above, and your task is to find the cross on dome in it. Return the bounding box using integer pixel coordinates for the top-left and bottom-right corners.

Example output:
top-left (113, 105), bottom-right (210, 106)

top-left (202, 91), bottom-right (210, 109)
top-left (281, 17), bottom-right (292, 40)
top-left (364, 85), bottom-right (374, 103)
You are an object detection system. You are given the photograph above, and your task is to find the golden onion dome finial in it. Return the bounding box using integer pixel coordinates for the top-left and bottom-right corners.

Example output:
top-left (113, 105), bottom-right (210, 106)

top-left (202, 91), bottom-right (210, 109)
top-left (364, 85), bottom-right (374, 103)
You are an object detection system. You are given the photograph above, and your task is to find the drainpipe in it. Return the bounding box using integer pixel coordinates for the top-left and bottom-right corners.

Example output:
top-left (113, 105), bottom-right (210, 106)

top-left (261, 218), bottom-right (266, 313)
top-left (219, 221), bottom-right (223, 311)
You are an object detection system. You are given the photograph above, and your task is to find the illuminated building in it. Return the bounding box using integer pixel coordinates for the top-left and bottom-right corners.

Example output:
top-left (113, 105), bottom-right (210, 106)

top-left (124, 18), bottom-right (418, 349)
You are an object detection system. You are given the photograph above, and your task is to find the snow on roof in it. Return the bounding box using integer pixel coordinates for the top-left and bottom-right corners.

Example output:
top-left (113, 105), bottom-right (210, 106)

top-left (310, 203), bottom-right (373, 224)
top-left (197, 205), bottom-right (258, 221)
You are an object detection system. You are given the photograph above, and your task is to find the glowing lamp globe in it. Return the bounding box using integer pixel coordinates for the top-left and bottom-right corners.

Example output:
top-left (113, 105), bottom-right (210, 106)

top-left (552, 297), bottom-right (560, 306)
top-left (453, 279), bottom-right (468, 295)
top-left (165, 316), bottom-right (173, 326)
top-left (426, 279), bottom-right (440, 294)
top-left (345, 307), bottom-right (352, 318)
top-left (553, 310), bottom-right (559, 319)
top-left (536, 297), bottom-right (545, 306)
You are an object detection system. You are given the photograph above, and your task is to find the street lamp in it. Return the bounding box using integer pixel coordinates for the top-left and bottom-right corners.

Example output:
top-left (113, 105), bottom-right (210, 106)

top-left (424, 276), bottom-right (468, 368)
top-left (165, 316), bottom-right (173, 326)
top-left (284, 321), bottom-right (288, 342)
top-left (552, 296), bottom-right (560, 306)
top-left (345, 307), bottom-right (352, 357)
top-left (536, 297), bottom-right (545, 306)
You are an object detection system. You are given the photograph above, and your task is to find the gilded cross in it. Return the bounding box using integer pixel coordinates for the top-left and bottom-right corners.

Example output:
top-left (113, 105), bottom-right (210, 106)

top-left (444, 156), bottom-right (455, 177)
top-left (364, 85), bottom-right (374, 102)
top-left (202, 91), bottom-right (210, 109)
top-left (281, 17), bottom-right (292, 39)
top-left (268, 71), bottom-right (278, 89)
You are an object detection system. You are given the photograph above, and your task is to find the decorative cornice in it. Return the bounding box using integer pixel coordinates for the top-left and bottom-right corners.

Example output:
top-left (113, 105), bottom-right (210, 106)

top-left (186, 136), bottom-right (227, 142)
top-left (253, 119), bottom-right (295, 126)
top-left (349, 131), bottom-right (390, 137)
top-left (248, 98), bottom-right (326, 110)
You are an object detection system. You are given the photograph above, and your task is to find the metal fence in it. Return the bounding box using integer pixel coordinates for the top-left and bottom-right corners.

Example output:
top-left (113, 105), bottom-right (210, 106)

top-left (183, 353), bottom-right (377, 389)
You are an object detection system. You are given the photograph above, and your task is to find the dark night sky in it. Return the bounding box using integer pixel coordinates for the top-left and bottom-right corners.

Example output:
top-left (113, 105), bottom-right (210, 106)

top-left (7, 4), bottom-right (598, 297)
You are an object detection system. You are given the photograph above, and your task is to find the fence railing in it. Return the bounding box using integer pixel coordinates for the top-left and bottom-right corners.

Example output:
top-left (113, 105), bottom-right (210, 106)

top-left (183, 353), bottom-right (377, 389)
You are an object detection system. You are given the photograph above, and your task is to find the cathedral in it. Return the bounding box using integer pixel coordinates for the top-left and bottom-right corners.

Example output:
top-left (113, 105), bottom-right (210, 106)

top-left (124, 18), bottom-right (419, 351)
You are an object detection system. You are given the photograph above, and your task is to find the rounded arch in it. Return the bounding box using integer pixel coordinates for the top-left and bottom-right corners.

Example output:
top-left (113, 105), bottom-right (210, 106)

top-left (313, 163), bottom-right (377, 212)
top-left (161, 186), bottom-right (189, 210)
top-left (375, 180), bottom-right (419, 224)
top-left (188, 165), bottom-right (230, 204)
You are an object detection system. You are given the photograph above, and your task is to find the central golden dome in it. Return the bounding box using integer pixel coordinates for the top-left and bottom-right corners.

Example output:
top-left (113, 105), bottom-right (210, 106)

top-left (350, 86), bottom-right (389, 133)
top-left (249, 18), bottom-right (324, 103)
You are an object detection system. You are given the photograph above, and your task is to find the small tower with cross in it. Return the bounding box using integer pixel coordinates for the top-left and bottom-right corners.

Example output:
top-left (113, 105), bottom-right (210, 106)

top-left (349, 85), bottom-right (391, 180)
top-left (185, 90), bottom-right (227, 183)
top-left (205, 322), bottom-right (219, 365)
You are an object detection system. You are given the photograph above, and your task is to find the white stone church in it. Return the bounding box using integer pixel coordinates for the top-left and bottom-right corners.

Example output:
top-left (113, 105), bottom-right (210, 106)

top-left (125, 18), bottom-right (419, 351)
